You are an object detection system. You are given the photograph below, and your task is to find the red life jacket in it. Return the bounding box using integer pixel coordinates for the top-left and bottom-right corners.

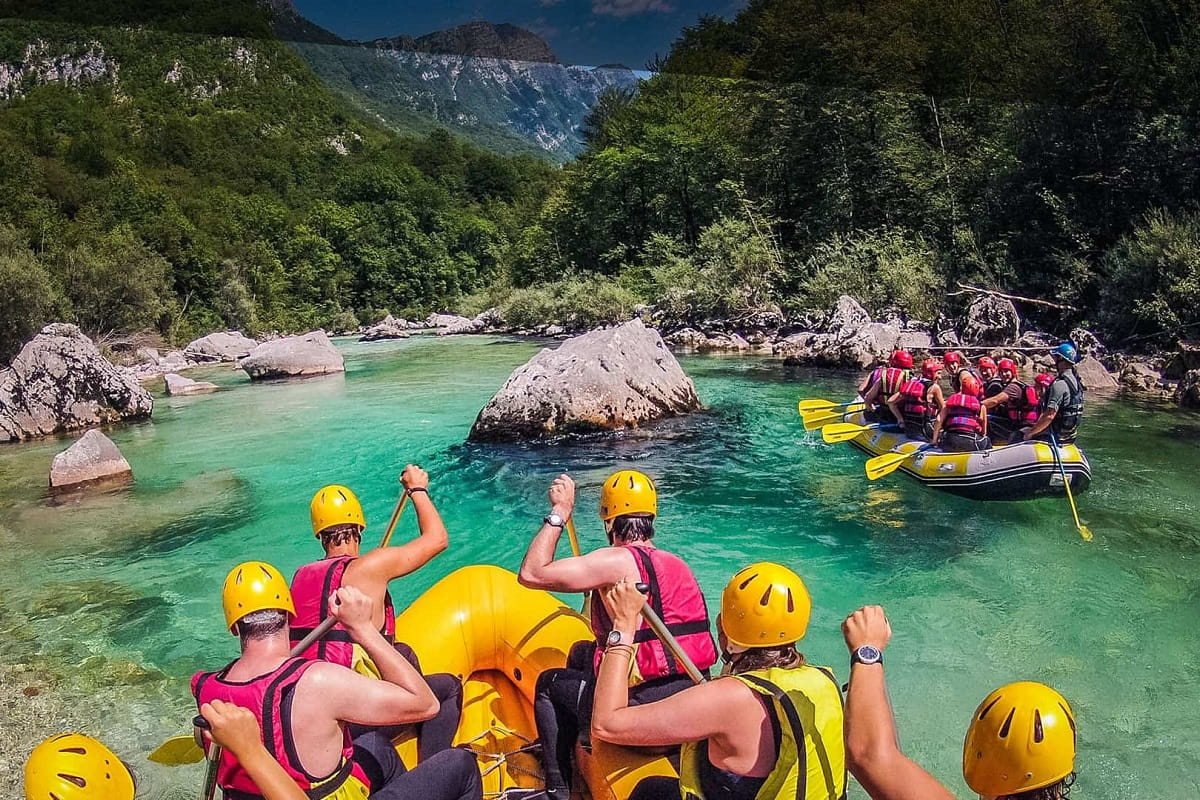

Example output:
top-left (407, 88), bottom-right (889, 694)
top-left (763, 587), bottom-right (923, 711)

top-left (944, 392), bottom-right (983, 434)
top-left (899, 378), bottom-right (934, 425)
top-left (867, 367), bottom-right (908, 408)
top-left (590, 544), bottom-right (716, 680)
top-left (1004, 381), bottom-right (1040, 425)
top-left (192, 658), bottom-right (370, 799)
top-left (290, 557), bottom-right (396, 666)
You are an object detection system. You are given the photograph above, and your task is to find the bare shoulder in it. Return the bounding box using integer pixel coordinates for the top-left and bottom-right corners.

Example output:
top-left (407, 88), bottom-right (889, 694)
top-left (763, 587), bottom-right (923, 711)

top-left (588, 546), bottom-right (639, 578)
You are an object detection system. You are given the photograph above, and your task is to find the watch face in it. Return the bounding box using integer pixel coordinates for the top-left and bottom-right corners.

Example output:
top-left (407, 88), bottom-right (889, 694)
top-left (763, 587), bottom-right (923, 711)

top-left (607, 630), bottom-right (623, 646)
top-left (856, 645), bottom-right (882, 663)
top-left (545, 514), bottom-right (564, 527)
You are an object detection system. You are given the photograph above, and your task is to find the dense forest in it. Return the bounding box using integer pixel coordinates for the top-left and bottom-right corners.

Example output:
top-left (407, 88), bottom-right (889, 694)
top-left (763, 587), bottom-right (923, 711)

top-left (0, 1), bottom-right (555, 359)
top-left (3, 0), bottom-right (1200, 361)
top-left (513, 0), bottom-right (1200, 347)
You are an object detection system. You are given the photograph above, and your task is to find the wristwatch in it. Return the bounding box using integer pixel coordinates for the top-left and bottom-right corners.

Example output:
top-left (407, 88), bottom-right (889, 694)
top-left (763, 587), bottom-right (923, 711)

top-left (851, 644), bottom-right (884, 666)
top-left (606, 630), bottom-right (633, 648)
top-left (544, 513), bottom-right (565, 529)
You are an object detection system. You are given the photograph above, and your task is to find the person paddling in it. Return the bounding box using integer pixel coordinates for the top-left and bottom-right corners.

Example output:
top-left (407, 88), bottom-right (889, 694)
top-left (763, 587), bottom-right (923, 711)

top-left (931, 373), bottom-right (990, 452)
top-left (842, 606), bottom-right (1077, 800)
top-left (888, 359), bottom-right (945, 441)
top-left (983, 361), bottom-right (1048, 444)
top-left (590, 563), bottom-right (846, 800)
top-left (291, 470), bottom-right (462, 759)
top-left (860, 351), bottom-right (912, 423)
top-left (518, 470), bottom-right (717, 799)
top-left (193, 561), bottom-right (481, 800)
top-left (1015, 343), bottom-right (1085, 445)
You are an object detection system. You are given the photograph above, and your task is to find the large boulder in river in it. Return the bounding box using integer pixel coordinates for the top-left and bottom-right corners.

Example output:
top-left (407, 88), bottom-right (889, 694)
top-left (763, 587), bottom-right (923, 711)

top-left (468, 319), bottom-right (700, 441)
top-left (960, 295), bottom-right (1020, 346)
top-left (184, 331), bottom-right (257, 362)
top-left (240, 331), bottom-right (344, 380)
top-left (49, 429), bottom-right (133, 491)
top-left (1175, 370), bottom-right (1200, 408)
top-left (1073, 356), bottom-right (1119, 390)
top-left (0, 324), bottom-right (153, 443)
top-left (360, 315), bottom-right (411, 342)
top-left (164, 373), bottom-right (218, 396)
top-left (773, 296), bottom-right (930, 369)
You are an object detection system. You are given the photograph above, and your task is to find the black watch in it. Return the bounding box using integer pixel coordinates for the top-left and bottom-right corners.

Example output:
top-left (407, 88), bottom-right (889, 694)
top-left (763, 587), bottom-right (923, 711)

top-left (851, 645), bottom-right (883, 666)
top-left (544, 513), bottom-right (565, 529)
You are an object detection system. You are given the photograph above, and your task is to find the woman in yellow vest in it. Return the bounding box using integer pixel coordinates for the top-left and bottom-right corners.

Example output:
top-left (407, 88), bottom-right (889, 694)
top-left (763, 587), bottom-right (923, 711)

top-left (591, 563), bottom-right (846, 800)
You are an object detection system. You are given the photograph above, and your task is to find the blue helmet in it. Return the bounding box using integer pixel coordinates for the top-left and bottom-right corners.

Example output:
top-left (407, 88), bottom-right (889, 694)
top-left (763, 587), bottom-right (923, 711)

top-left (1052, 342), bottom-right (1079, 364)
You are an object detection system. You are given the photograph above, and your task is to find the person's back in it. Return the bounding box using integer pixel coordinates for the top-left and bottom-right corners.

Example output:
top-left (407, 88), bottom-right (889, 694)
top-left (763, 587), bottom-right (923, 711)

top-left (934, 375), bottom-right (989, 453)
top-left (889, 359), bottom-right (943, 441)
top-left (591, 562), bottom-right (846, 800)
top-left (1016, 344), bottom-right (1085, 444)
top-left (861, 351), bottom-right (912, 423)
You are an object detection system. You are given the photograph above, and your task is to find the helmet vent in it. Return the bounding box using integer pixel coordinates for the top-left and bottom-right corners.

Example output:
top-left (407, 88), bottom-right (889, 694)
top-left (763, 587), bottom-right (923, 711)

top-left (759, 587), bottom-right (773, 606)
top-left (978, 696), bottom-right (1002, 720)
top-left (336, 489), bottom-right (347, 501)
top-left (50, 794), bottom-right (63, 800)
top-left (785, 589), bottom-right (795, 613)
top-left (998, 708), bottom-right (1016, 738)
top-left (1060, 702), bottom-right (1076, 734)
top-left (58, 774), bottom-right (87, 788)
top-left (1033, 709), bottom-right (1045, 743)
top-left (738, 574), bottom-right (758, 591)
top-left (61, 748), bottom-right (87, 755)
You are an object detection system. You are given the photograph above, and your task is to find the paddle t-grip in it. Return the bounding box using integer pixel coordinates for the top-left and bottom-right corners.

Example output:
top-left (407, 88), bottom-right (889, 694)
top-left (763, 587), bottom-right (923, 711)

top-left (635, 582), bottom-right (649, 593)
top-left (192, 715), bottom-right (211, 730)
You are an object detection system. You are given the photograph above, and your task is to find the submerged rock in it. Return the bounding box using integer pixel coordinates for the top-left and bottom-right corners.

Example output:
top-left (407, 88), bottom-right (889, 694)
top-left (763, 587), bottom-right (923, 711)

top-left (240, 331), bottom-right (344, 380)
top-left (0, 324), bottom-right (153, 443)
top-left (49, 430), bottom-right (133, 491)
top-left (469, 319), bottom-right (700, 441)
top-left (164, 373), bottom-right (218, 396)
top-left (184, 331), bottom-right (257, 362)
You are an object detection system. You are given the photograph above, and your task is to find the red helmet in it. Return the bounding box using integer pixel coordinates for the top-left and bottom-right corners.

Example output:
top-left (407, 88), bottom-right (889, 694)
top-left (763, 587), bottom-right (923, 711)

top-left (890, 350), bottom-right (914, 369)
top-left (959, 373), bottom-right (983, 397)
top-left (997, 358), bottom-right (1018, 374)
top-left (1035, 373), bottom-right (1055, 388)
top-left (977, 356), bottom-right (997, 371)
top-left (943, 351), bottom-right (964, 367)
top-left (921, 359), bottom-right (943, 379)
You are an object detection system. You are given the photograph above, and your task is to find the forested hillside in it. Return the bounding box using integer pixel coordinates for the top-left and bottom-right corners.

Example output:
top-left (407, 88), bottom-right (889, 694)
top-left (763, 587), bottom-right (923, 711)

top-left (0, 0), bottom-right (555, 360)
top-left (516, 0), bottom-right (1200, 346)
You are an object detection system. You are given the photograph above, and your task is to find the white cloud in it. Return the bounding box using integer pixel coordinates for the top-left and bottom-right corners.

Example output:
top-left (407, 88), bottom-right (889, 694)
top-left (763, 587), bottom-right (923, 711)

top-left (592, 0), bottom-right (674, 18)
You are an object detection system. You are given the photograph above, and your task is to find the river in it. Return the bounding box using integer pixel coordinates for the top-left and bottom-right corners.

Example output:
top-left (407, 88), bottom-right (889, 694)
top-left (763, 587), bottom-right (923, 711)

top-left (1, 335), bottom-right (1197, 798)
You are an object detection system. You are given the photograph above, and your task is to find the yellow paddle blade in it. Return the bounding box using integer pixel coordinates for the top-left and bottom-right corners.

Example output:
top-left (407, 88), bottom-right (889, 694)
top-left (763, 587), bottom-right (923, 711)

top-left (821, 422), bottom-right (872, 443)
top-left (798, 398), bottom-right (844, 413)
top-left (864, 447), bottom-right (929, 481)
top-left (803, 412), bottom-right (844, 432)
top-left (148, 735), bottom-right (205, 766)
top-left (1078, 524), bottom-right (1094, 542)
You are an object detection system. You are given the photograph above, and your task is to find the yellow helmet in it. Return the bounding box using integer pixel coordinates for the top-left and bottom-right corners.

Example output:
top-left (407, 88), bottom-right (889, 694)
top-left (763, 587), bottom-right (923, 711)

top-left (719, 562), bottom-right (812, 650)
top-left (310, 484), bottom-right (366, 537)
top-left (599, 470), bottom-right (658, 521)
top-left (222, 561), bottom-right (295, 632)
top-left (25, 733), bottom-right (135, 800)
top-left (963, 681), bottom-right (1077, 796)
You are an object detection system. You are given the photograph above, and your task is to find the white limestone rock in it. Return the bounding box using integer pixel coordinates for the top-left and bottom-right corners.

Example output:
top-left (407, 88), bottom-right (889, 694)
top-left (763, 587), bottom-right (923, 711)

top-left (49, 429), bottom-right (133, 491)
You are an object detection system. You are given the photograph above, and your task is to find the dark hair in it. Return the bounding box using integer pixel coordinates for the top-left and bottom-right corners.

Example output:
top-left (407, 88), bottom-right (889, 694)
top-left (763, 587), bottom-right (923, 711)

top-left (320, 523), bottom-right (362, 549)
top-left (610, 514), bottom-right (655, 542)
top-left (1003, 773), bottom-right (1075, 800)
top-left (237, 609), bottom-right (287, 641)
top-left (727, 644), bottom-right (805, 673)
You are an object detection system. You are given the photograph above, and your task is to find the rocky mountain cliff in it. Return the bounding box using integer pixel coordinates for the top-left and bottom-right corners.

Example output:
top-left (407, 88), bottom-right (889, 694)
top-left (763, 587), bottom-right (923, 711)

top-left (375, 21), bottom-right (558, 64)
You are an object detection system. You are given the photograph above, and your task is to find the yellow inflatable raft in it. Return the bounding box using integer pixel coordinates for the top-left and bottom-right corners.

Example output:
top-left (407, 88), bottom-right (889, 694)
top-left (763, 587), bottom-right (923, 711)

top-left (392, 565), bottom-right (677, 799)
top-left (844, 410), bottom-right (1091, 501)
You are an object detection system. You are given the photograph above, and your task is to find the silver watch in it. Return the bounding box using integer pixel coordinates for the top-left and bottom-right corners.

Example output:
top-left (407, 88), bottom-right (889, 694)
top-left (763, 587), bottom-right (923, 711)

top-left (544, 513), bottom-right (565, 528)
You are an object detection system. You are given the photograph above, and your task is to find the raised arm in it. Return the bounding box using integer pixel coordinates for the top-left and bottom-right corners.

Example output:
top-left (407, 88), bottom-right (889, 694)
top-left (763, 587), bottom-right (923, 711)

top-left (843, 607), bottom-right (956, 800)
top-left (349, 465), bottom-right (448, 594)
top-left (312, 586), bottom-right (438, 726)
top-left (200, 700), bottom-right (308, 800)
top-left (518, 474), bottom-right (634, 592)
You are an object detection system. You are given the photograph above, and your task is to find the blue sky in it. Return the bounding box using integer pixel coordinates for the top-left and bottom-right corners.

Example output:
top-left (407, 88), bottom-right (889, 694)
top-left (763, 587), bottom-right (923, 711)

top-left (292, 0), bottom-right (746, 68)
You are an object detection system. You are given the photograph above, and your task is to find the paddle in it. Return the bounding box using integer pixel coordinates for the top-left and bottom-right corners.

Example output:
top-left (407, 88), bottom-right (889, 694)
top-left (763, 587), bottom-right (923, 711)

top-left (633, 582), bottom-right (707, 685)
top-left (798, 399), bottom-right (858, 414)
top-left (1049, 432), bottom-right (1094, 542)
top-left (565, 518), bottom-right (593, 618)
top-left (821, 421), bottom-right (897, 444)
top-left (864, 444), bottom-right (935, 481)
top-left (377, 490), bottom-right (411, 549)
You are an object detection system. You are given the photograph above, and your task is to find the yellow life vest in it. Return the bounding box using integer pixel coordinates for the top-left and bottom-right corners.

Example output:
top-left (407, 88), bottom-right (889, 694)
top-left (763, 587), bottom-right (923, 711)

top-left (308, 770), bottom-right (370, 800)
top-left (678, 665), bottom-right (846, 800)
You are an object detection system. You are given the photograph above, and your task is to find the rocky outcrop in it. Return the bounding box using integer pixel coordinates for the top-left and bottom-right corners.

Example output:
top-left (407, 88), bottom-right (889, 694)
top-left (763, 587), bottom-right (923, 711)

top-left (1119, 360), bottom-right (1168, 393)
top-left (164, 373), bottom-right (218, 396)
top-left (184, 331), bottom-right (257, 363)
top-left (360, 315), bottom-right (412, 342)
top-left (425, 312), bottom-right (487, 336)
top-left (375, 21), bottom-right (559, 64)
top-left (49, 430), bottom-right (133, 491)
top-left (469, 319), bottom-right (700, 441)
top-left (772, 296), bottom-right (932, 368)
top-left (1165, 341), bottom-right (1200, 379)
top-left (1175, 370), bottom-right (1200, 408)
top-left (1073, 356), bottom-right (1119, 390)
top-left (240, 331), bottom-right (344, 380)
top-left (960, 295), bottom-right (1020, 346)
top-left (0, 325), bottom-right (153, 443)
top-left (128, 349), bottom-right (197, 382)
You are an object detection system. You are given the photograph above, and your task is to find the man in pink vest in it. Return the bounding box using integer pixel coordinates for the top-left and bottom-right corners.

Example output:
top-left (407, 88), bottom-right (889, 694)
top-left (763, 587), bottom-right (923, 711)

top-left (291, 466), bottom-right (461, 760)
top-left (192, 561), bottom-right (482, 800)
top-left (518, 470), bottom-right (717, 799)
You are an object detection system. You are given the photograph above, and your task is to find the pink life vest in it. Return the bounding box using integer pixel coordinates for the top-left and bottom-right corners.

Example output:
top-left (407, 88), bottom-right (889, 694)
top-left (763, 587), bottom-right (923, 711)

top-left (944, 392), bottom-right (983, 434)
top-left (590, 544), bottom-right (717, 680)
top-left (898, 378), bottom-right (933, 425)
top-left (191, 657), bottom-right (369, 798)
top-left (1004, 381), bottom-right (1041, 426)
top-left (290, 557), bottom-right (396, 666)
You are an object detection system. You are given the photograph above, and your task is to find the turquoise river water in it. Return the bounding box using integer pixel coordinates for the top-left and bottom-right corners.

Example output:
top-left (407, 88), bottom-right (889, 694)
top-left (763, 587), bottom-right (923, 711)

top-left (1, 336), bottom-right (1198, 798)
